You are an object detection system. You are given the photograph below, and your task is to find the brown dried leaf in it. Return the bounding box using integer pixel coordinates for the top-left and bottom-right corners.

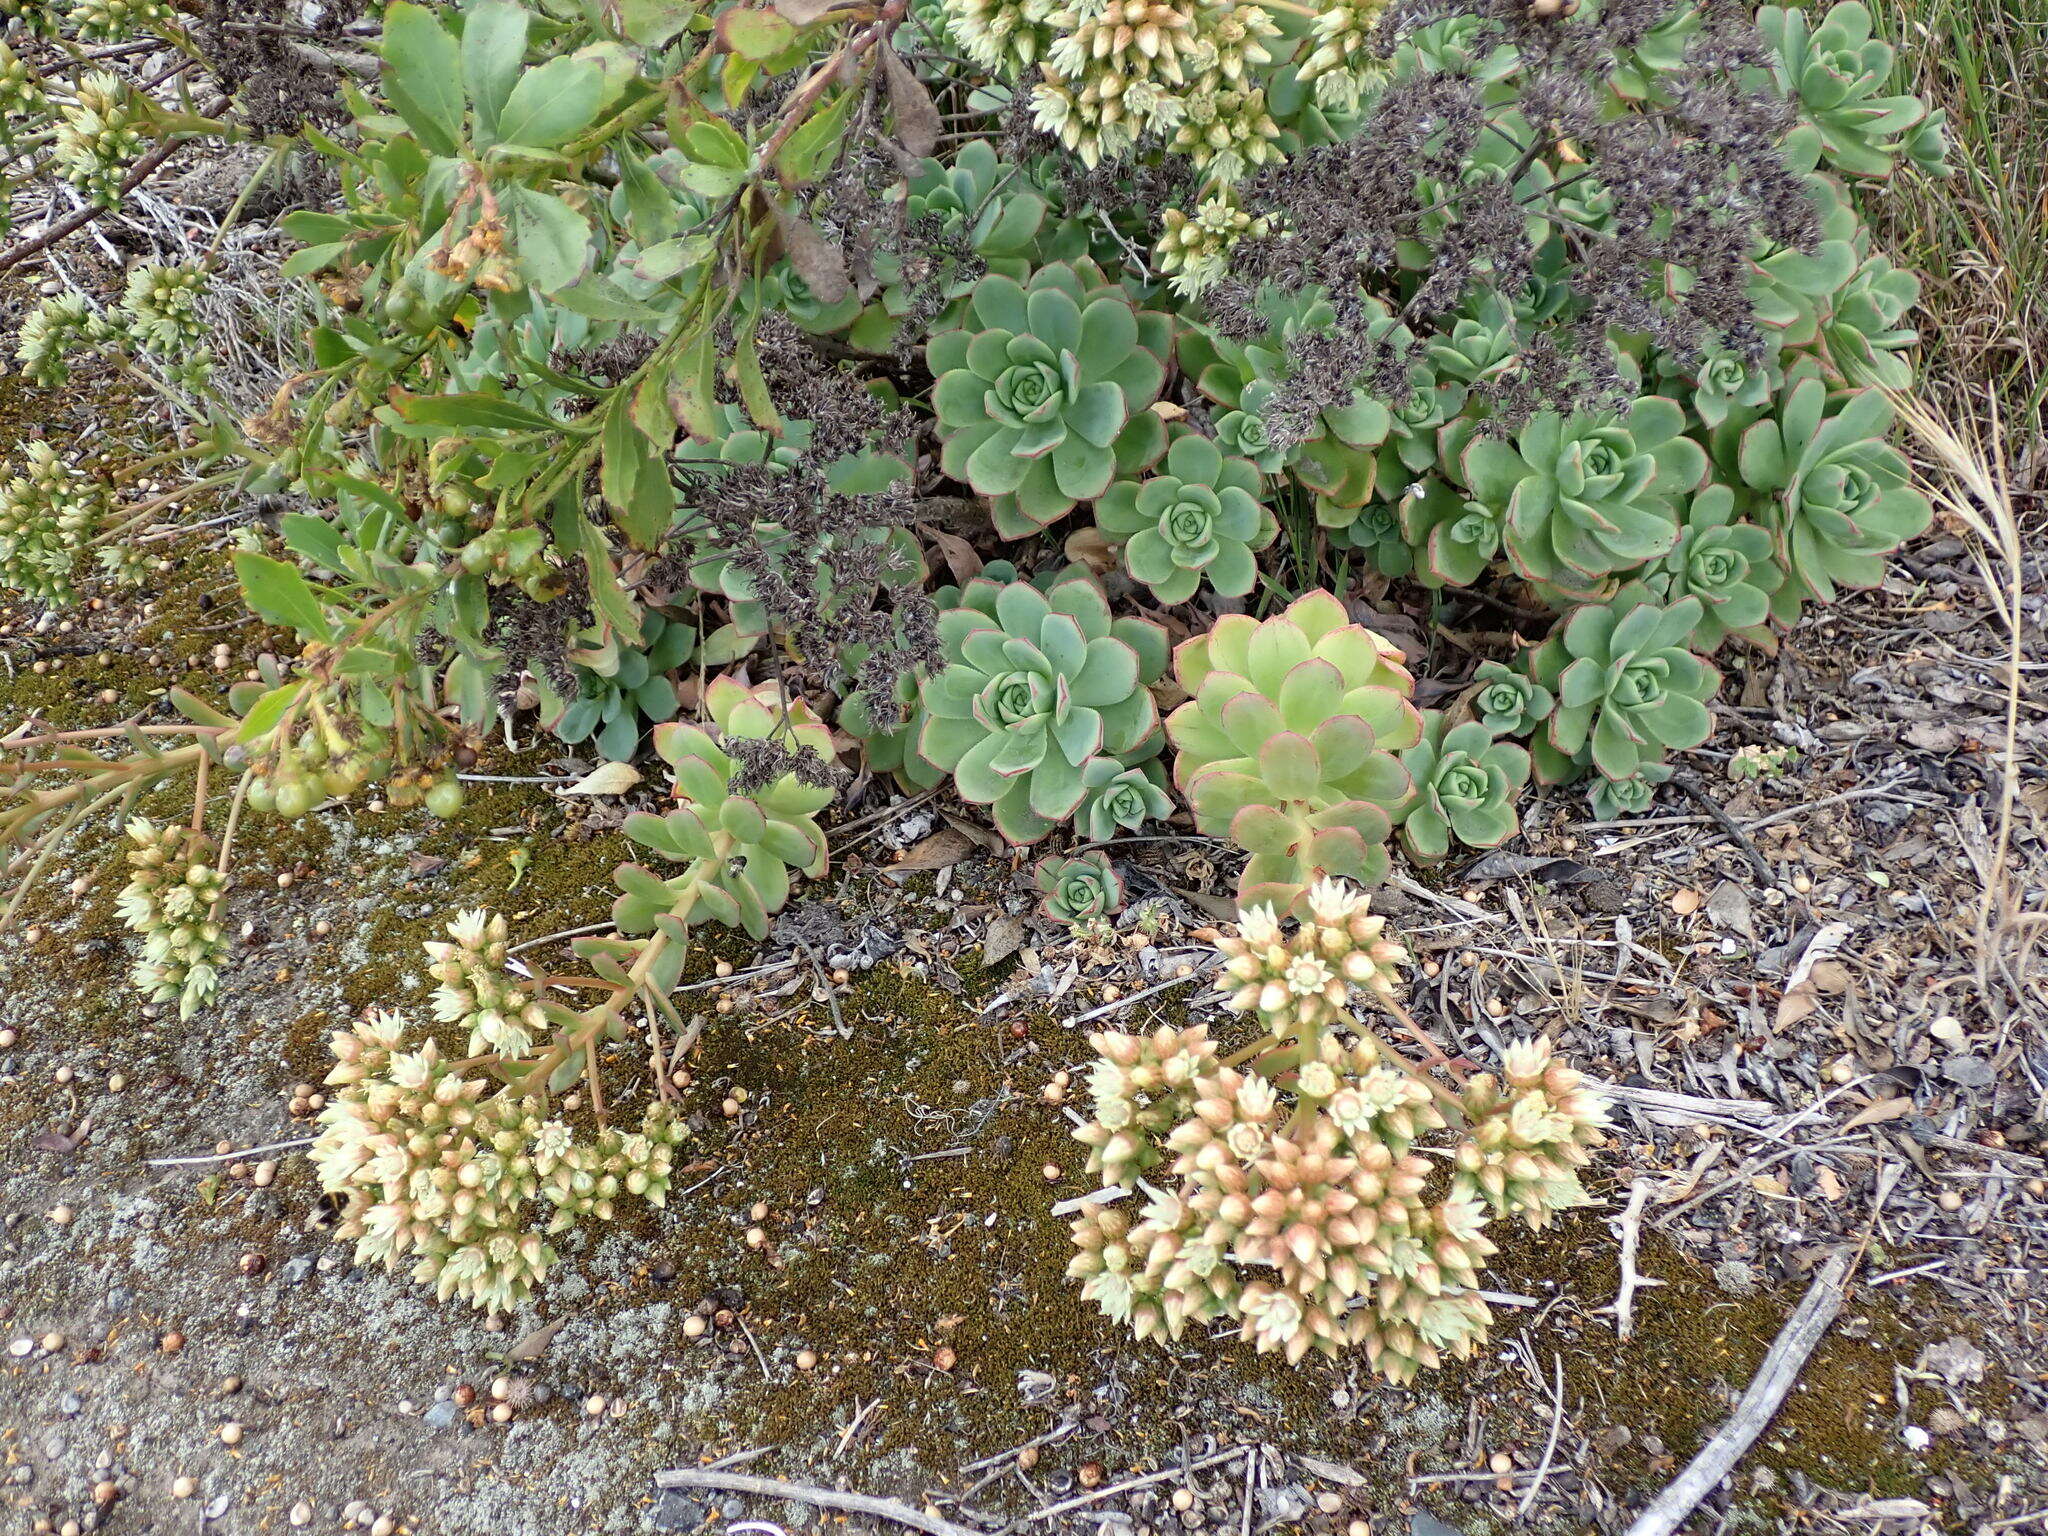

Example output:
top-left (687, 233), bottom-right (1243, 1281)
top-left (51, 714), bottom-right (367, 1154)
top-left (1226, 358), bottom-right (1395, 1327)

top-left (1840, 1094), bottom-right (1915, 1131)
top-left (893, 826), bottom-right (975, 872)
top-left (773, 205), bottom-right (848, 303)
top-left (879, 48), bottom-right (941, 157)
top-left (926, 526), bottom-right (983, 584)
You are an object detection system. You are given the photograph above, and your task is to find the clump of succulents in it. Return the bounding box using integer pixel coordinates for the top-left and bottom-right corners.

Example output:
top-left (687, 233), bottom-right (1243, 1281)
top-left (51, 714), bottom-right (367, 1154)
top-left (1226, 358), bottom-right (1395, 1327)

top-left (613, 678), bottom-right (836, 941)
top-left (1094, 432), bottom-right (1276, 604)
top-left (1068, 882), bottom-right (1606, 1380)
top-left (115, 818), bottom-right (228, 1020)
top-left (929, 263), bottom-right (1170, 534)
top-left (1627, 486), bottom-right (1791, 652)
top-left (314, 1008), bottom-right (687, 1314)
top-left (0, 441), bottom-right (112, 607)
top-left (918, 571), bottom-right (1168, 844)
top-left (1393, 712), bottom-right (1529, 863)
top-left (1035, 850), bottom-right (1123, 929)
top-left (1523, 595), bottom-right (1720, 787)
top-left (1166, 590), bottom-right (1420, 913)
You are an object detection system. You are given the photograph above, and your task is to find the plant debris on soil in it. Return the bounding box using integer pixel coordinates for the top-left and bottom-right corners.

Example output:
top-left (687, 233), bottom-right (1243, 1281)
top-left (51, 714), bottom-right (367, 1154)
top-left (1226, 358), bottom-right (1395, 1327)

top-left (3, 357), bottom-right (2047, 1536)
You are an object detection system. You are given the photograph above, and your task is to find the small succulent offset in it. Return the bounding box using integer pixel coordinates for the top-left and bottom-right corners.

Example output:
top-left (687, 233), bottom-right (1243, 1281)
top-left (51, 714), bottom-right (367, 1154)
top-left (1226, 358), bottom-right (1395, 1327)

top-left (929, 263), bottom-right (1170, 534)
top-left (1093, 433), bottom-right (1277, 604)
top-left (1035, 850), bottom-right (1124, 929)
top-left (116, 818), bottom-right (228, 1020)
top-left (1524, 596), bottom-right (1721, 785)
top-left (1067, 883), bottom-right (1607, 1381)
top-left (1468, 661), bottom-right (1553, 739)
top-left (918, 572), bottom-right (1168, 845)
top-left (1587, 761), bottom-right (1673, 819)
top-left (315, 1008), bottom-right (687, 1314)
top-left (545, 610), bottom-right (696, 762)
top-left (1077, 753), bottom-right (1174, 841)
top-left (1394, 712), bottom-right (1529, 863)
top-left (613, 679), bottom-right (836, 941)
top-left (1166, 591), bottom-right (1421, 913)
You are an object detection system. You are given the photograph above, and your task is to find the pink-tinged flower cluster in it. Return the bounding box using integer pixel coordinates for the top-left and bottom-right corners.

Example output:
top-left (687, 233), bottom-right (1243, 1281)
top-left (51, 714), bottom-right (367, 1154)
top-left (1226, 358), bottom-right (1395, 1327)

top-left (1067, 893), bottom-right (1606, 1381)
top-left (1215, 878), bottom-right (1408, 1037)
top-left (1452, 1036), bottom-right (1609, 1227)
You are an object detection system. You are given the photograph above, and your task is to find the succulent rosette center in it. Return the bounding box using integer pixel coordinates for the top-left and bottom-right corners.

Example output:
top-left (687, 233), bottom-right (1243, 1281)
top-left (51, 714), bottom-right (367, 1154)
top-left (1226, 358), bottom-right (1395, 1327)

top-left (990, 350), bottom-right (1071, 426)
top-left (1614, 660), bottom-right (1668, 707)
top-left (1436, 759), bottom-right (1490, 809)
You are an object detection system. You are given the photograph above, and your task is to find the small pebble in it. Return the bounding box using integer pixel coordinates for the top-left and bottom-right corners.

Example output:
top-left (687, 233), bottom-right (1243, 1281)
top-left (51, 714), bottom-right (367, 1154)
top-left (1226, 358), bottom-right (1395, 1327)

top-left (172, 1477), bottom-right (197, 1499)
top-left (795, 1349), bottom-right (817, 1371)
top-left (218, 1422), bottom-right (243, 1446)
top-left (682, 1316), bottom-right (707, 1339)
top-left (290, 1502), bottom-right (313, 1527)
top-left (1488, 1452), bottom-right (1513, 1474)
top-left (584, 1395), bottom-right (607, 1416)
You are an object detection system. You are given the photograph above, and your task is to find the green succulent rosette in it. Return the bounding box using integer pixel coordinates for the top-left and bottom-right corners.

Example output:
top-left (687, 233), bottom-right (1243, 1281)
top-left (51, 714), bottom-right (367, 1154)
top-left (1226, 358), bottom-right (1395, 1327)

top-left (1035, 850), bottom-right (1124, 927)
top-left (1525, 596), bottom-right (1720, 784)
top-left (1467, 660), bottom-right (1553, 739)
top-left (918, 572), bottom-right (1169, 845)
top-left (1166, 590), bottom-right (1423, 913)
top-left (1179, 286), bottom-right (1397, 509)
top-left (544, 610), bottom-right (696, 763)
top-left (929, 262), bottom-right (1170, 534)
top-left (1729, 369), bottom-right (1931, 605)
top-left (1588, 761), bottom-right (1674, 820)
top-left (1397, 476), bottom-right (1503, 588)
top-left (1631, 486), bottom-right (1790, 651)
top-left (1760, 1), bottom-right (1940, 180)
top-left (1095, 433), bottom-right (1277, 604)
top-left (1077, 751), bottom-right (1173, 841)
top-left (1449, 397), bottom-right (1707, 598)
top-left (1395, 712), bottom-right (1530, 863)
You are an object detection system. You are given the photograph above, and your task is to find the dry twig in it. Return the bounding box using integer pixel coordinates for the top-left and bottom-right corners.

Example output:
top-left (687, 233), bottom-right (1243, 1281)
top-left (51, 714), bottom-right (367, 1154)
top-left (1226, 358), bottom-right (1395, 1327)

top-left (653, 1468), bottom-right (987, 1536)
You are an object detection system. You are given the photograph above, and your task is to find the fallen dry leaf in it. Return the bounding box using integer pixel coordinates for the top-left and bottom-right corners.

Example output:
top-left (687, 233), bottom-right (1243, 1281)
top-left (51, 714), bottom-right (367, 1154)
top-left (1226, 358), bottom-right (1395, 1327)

top-left (889, 827), bottom-right (975, 874)
top-left (562, 760), bottom-right (641, 795)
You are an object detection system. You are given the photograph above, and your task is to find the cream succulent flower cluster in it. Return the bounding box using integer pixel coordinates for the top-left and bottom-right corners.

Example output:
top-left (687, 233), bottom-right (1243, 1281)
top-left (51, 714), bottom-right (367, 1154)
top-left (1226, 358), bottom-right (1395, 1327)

top-left (0, 440), bottom-right (113, 607)
top-left (314, 1007), bottom-right (688, 1314)
top-left (424, 909), bottom-right (553, 1057)
top-left (1453, 1037), bottom-right (1609, 1226)
top-left (114, 818), bottom-right (228, 1021)
top-left (52, 72), bottom-right (141, 207)
top-left (1216, 877), bottom-right (1409, 1036)
top-left (1066, 881), bottom-right (1608, 1381)
top-left (1294, 0), bottom-right (1395, 112)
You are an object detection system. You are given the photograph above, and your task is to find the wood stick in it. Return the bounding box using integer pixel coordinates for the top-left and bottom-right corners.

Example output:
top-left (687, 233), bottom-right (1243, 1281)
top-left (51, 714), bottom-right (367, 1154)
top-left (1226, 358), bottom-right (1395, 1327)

top-left (1608, 1178), bottom-right (1661, 1341)
top-left (1620, 1250), bottom-right (1851, 1536)
top-left (653, 1468), bottom-right (988, 1536)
